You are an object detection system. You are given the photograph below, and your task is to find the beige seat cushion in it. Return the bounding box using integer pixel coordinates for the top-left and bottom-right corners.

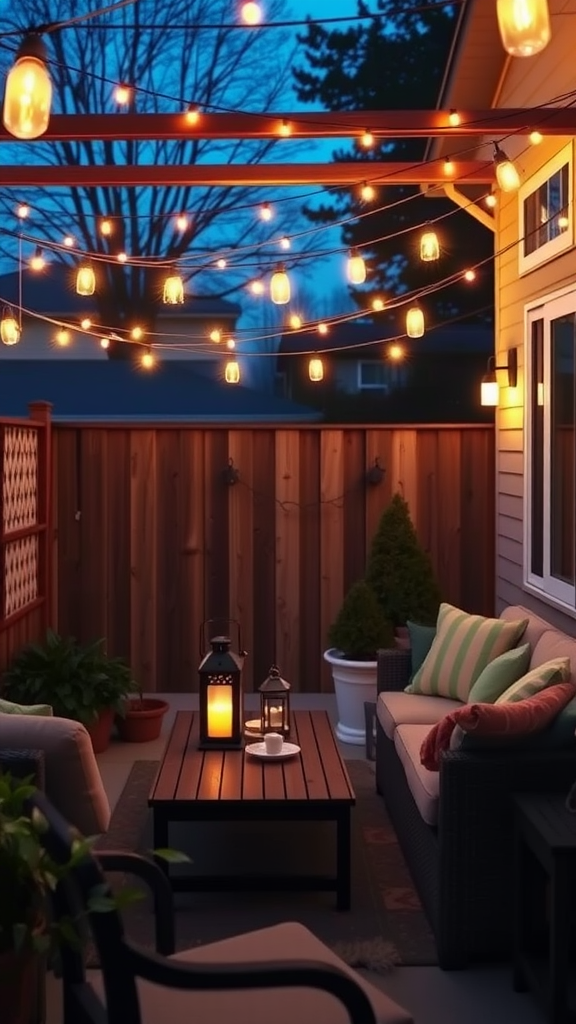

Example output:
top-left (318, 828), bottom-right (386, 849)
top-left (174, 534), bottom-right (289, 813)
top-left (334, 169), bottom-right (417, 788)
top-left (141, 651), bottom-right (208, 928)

top-left (377, 691), bottom-right (462, 740)
top-left (0, 714), bottom-right (110, 835)
top-left (531, 630), bottom-right (576, 686)
top-left (87, 921), bottom-right (413, 1024)
top-left (393, 724), bottom-right (440, 827)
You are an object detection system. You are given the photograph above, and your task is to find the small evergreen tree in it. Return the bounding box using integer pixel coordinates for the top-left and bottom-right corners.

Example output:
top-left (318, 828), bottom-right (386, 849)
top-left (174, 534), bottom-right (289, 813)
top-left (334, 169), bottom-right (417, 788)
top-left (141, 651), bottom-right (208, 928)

top-left (366, 493), bottom-right (442, 627)
top-left (328, 579), bottom-right (394, 660)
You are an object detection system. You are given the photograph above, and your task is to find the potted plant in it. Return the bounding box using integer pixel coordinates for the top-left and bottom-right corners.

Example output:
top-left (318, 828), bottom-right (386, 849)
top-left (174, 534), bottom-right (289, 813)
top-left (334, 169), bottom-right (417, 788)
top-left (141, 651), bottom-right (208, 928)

top-left (365, 492), bottom-right (442, 648)
top-left (324, 579), bottom-right (393, 745)
top-left (2, 630), bottom-right (139, 753)
top-left (115, 686), bottom-right (169, 743)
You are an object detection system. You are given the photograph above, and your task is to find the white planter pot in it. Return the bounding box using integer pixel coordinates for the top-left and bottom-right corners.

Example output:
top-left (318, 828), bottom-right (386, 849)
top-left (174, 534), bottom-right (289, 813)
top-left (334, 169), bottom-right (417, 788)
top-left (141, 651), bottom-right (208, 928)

top-left (323, 648), bottom-right (377, 746)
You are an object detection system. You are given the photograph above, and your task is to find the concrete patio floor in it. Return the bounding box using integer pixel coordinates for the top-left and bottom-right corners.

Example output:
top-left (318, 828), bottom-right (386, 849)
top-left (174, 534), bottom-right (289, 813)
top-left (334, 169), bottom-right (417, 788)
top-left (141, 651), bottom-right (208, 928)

top-left (46, 692), bottom-right (545, 1024)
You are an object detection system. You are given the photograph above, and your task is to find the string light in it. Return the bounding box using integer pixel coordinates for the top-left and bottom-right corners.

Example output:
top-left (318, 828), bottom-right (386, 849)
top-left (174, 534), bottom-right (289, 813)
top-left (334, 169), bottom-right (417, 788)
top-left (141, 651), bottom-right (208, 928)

top-left (347, 249), bottom-right (366, 284)
top-left (216, 258), bottom-right (227, 269)
top-left (278, 119), bottom-right (292, 137)
top-left (1, 307), bottom-right (21, 345)
top-left (279, 236), bottom-right (291, 250)
top-left (360, 130), bottom-right (374, 149)
top-left (63, 234), bottom-right (75, 247)
top-left (3, 34), bottom-right (52, 140)
top-left (308, 356), bottom-right (324, 382)
top-left (485, 190), bottom-right (497, 209)
top-left (361, 183), bottom-right (376, 202)
top-left (163, 269), bottom-right (184, 304)
top-left (372, 297), bottom-right (385, 311)
top-left (493, 143), bottom-right (520, 192)
top-left (388, 343), bottom-right (404, 360)
top-left (100, 336), bottom-right (110, 349)
top-left (114, 83), bottom-right (132, 105)
top-left (249, 280), bottom-right (265, 295)
top-left (55, 327), bottom-right (71, 347)
top-left (317, 322), bottom-right (329, 335)
top-left (270, 264), bottom-right (290, 304)
top-left (117, 251), bottom-right (128, 263)
top-left (529, 130), bottom-right (543, 145)
top-left (80, 317), bottom-right (92, 330)
top-left (100, 218), bottom-right (113, 236)
top-left (226, 337), bottom-right (236, 350)
top-left (443, 156), bottom-right (455, 176)
top-left (420, 230), bottom-right (440, 262)
top-left (76, 263), bottom-right (96, 296)
top-left (17, 204), bottom-right (29, 219)
top-left (496, 0), bottom-right (551, 56)
top-left (184, 104), bottom-right (200, 126)
top-left (30, 246), bottom-right (46, 271)
top-left (464, 269), bottom-right (476, 282)
top-left (289, 314), bottom-right (302, 330)
top-left (448, 110), bottom-right (461, 127)
top-left (406, 305), bottom-right (425, 338)
top-left (240, 2), bottom-right (263, 25)
top-left (209, 329), bottom-right (221, 343)
top-left (259, 203), bottom-right (273, 222)
top-left (175, 214), bottom-right (189, 231)
top-left (225, 358), bottom-right (240, 383)
top-left (141, 348), bottom-right (155, 369)
top-left (131, 326), bottom-right (144, 340)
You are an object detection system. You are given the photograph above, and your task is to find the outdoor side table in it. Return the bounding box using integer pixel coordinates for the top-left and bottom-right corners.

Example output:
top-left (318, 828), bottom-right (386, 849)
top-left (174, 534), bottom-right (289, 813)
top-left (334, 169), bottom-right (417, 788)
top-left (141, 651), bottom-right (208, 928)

top-left (513, 793), bottom-right (576, 1024)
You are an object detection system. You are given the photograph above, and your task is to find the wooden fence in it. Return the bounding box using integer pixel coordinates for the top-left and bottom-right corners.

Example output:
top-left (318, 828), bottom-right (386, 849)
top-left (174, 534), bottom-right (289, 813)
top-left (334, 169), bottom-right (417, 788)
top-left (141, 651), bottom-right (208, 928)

top-left (0, 402), bottom-right (52, 672)
top-left (52, 423), bottom-right (495, 693)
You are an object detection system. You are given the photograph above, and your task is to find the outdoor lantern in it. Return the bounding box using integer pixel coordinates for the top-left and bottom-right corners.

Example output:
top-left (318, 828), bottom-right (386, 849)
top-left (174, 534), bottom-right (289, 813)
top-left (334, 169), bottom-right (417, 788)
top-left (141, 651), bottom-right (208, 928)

top-left (3, 34), bottom-right (52, 140)
top-left (259, 665), bottom-right (291, 737)
top-left (347, 249), bottom-right (366, 284)
top-left (420, 230), bottom-right (440, 262)
top-left (198, 634), bottom-right (245, 749)
top-left (1, 307), bottom-right (21, 346)
top-left (308, 356), bottom-right (324, 382)
top-left (406, 305), bottom-right (424, 338)
top-left (76, 263), bottom-right (95, 296)
top-left (270, 264), bottom-right (291, 305)
top-left (225, 359), bottom-right (240, 384)
top-left (163, 270), bottom-right (184, 304)
top-left (480, 348), bottom-right (518, 407)
top-left (496, 0), bottom-right (550, 56)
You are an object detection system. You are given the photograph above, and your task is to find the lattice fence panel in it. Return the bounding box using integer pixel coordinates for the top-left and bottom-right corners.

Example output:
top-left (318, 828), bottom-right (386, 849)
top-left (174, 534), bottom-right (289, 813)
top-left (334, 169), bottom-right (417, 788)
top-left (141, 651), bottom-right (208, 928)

top-left (4, 533), bottom-right (39, 618)
top-left (2, 426), bottom-right (38, 534)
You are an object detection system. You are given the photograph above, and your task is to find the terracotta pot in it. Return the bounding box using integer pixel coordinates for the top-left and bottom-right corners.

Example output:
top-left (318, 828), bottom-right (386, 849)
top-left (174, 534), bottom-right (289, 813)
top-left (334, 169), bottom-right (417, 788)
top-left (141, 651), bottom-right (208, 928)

top-left (115, 698), bottom-right (169, 743)
top-left (86, 706), bottom-right (115, 753)
top-left (0, 947), bottom-right (41, 1024)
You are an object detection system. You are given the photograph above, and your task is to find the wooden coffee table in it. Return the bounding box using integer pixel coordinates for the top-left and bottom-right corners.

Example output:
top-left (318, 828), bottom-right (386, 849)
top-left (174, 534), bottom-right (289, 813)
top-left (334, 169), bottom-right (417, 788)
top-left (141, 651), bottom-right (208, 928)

top-left (149, 709), bottom-right (355, 909)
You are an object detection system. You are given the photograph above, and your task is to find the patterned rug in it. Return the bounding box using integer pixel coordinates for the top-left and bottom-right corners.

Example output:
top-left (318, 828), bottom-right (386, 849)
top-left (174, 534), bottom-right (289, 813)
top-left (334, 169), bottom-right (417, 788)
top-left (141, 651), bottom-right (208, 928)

top-left (93, 759), bottom-right (437, 971)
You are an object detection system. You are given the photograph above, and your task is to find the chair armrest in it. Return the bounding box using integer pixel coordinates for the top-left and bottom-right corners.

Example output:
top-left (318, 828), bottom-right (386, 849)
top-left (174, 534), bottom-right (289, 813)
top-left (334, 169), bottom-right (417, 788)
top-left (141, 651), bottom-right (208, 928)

top-left (377, 648), bottom-right (411, 693)
top-left (0, 748), bottom-right (45, 789)
top-left (97, 851), bottom-right (175, 955)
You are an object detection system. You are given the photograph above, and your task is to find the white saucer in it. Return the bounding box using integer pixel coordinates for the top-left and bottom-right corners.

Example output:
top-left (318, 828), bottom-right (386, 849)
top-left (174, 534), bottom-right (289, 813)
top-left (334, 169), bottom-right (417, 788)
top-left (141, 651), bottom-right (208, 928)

top-left (245, 741), bottom-right (301, 761)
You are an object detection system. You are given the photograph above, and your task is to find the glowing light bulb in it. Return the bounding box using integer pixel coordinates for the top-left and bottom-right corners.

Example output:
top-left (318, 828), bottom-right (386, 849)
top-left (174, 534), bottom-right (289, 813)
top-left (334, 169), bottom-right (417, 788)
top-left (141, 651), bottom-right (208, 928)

top-left (289, 314), bottom-right (302, 330)
top-left (259, 203), bottom-right (273, 221)
top-left (558, 214), bottom-right (569, 229)
top-left (3, 35), bottom-right (52, 140)
top-left (163, 271), bottom-right (184, 304)
top-left (100, 336), bottom-right (110, 350)
top-left (30, 247), bottom-right (45, 271)
top-left (63, 234), bottom-right (75, 247)
top-left (131, 326), bottom-right (144, 341)
top-left (225, 359), bottom-right (240, 383)
top-left (55, 327), bottom-right (70, 347)
top-left (494, 144), bottom-right (520, 192)
top-left (308, 357), bottom-right (324, 382)
top-left (80, 317), bottom-right (92, 330)
top-left (464, 269), bottom-right (476, 282)
top-left (372, 297), bottom-right (385, 311)
top-left (361, 183), bottom-right (376, 202)
top-left (250, 280), bottom-right (265, 295)
top-left (279, 119), bottom-right (291, 137)
top-left (317, 322), bottom-right (329, 336)
top-left (361, 130), bottom-right (374, 149)
top-left (496, 0), bottom-right (551, 56)
top-left (114, 83), bottom-right (132, 105)
top-left (406, 306), bottom-right (424, 338)
top-left (216, 258), bottom-right (227, 269)
top-left (185, 105), bottom-right (200, 126)
top-left (17, 204), bottom-right (29, 219)
top-left (226, 337), bottom-right (236, 350)
top-left (448, 109), bottom-right (461, 127)
top-left (100, 218), bottom-right (113, 236)
top-left (485, 190), bottom-right (497, 209)
top-left (347, 249), bottom-right (366, 285)
top-left (444, 157), bottom-right (455, 176)
top-left (388, 344), bottom-right (404, 361)
top-left (420, 230), bottom-right (440, 262)
top-left (116, 251), bottom-right (128, 263)
top-left (0, 307), bottom-right (21, 346)
top-left (270, 265), bottom-right (290, 305)
top-left (141, 349), bottom-right (155, 369)
top-left (175, 214), bottom-right (189, 231)
top-left (241, 2), bottom-right (263, 25)
top-left (210, 329), bottom-right (221, 343)
top-left (280, 236), bottom-right (291, 250)
top-left (76, 263), bottom-right (95, 296)
top-left (530, 130), bottom-right (543, 145)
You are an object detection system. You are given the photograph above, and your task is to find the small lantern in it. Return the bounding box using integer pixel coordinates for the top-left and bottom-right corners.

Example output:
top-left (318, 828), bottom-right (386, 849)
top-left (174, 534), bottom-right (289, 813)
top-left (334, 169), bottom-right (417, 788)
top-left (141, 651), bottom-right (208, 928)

top-left (76, 263), bottom-right (95, 296)
top-left (270, 264), bottom-right (291, 305)
top-left (163, 270), bottom-right (184, 304)
top-left (198, 634), bottom-right (245, 749)
top-left (259, 665), bottom-right (291, 737)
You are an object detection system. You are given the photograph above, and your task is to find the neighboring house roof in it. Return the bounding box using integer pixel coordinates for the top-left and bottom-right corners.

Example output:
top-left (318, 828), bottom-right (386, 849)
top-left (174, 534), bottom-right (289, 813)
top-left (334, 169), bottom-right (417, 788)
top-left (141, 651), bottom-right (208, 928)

top-left (0, 263), bottom-right (241, 320)
top-left (0, 360), bottom-right (321, 422)
top-left (279, 321), bottom-right (493, 357)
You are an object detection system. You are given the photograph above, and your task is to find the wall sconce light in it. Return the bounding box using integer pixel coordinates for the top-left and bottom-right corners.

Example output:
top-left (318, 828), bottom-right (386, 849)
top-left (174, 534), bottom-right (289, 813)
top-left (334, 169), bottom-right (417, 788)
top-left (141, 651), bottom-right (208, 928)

top-left (481, 347), bottom-right (518, 407)
top-left (223, 457), bottom-right (240, 486)
top-left (366, 457), bottom-right (385, 486)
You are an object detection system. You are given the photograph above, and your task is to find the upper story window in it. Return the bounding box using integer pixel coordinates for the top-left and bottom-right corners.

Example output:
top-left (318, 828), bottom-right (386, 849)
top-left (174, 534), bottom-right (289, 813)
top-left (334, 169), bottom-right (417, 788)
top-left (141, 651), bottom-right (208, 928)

top-left (519, 143), bottom-right (573, 275)
top-left (358, 360), bottom-right (388, 390)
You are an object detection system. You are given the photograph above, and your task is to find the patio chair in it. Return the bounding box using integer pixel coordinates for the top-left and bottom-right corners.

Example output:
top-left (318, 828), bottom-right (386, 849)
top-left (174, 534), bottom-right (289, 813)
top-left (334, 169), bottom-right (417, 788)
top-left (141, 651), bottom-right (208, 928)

top-left (34, 791), bottom-right (413, 1024)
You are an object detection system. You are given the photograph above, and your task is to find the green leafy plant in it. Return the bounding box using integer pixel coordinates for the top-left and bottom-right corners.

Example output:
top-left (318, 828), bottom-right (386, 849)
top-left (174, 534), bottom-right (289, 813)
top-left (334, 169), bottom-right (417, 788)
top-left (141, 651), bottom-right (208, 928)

top-left (365, 493), bottom-right (442, 628)
top-left (328, 579), bottom-right (394, 660)
top-left (2, 630), bottom-right (139, 726)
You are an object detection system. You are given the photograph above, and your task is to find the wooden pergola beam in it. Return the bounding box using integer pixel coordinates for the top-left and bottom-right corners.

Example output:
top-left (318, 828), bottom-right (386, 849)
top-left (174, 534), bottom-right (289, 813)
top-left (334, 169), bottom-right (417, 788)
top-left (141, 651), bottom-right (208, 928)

top-left (0, 109), bottom-right (574, 141)
top-left (0, 160), bottom-right (494, 188)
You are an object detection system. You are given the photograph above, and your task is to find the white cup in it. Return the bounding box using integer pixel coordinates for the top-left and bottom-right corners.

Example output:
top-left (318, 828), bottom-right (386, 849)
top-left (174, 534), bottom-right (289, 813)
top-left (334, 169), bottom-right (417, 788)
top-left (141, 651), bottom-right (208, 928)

top-left (264, 732), bottom-right (283, 755)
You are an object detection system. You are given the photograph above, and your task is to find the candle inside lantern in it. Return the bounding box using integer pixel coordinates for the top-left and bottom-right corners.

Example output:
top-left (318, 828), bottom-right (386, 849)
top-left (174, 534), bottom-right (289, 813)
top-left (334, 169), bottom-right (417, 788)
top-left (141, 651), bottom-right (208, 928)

top-left (207, 687), bottom-right (233, 738)
top-left (269, 706), bottom-right (283, 728)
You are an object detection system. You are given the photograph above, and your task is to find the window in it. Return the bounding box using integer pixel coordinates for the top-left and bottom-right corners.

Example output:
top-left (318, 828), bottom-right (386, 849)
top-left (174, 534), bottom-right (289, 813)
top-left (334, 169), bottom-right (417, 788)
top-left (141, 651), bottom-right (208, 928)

top-left (358, 361), bottom-right (388, 390)
top-left (519, 144), bottom-right (573, 275)
top-left (526, 291), bottom-right (576, 608)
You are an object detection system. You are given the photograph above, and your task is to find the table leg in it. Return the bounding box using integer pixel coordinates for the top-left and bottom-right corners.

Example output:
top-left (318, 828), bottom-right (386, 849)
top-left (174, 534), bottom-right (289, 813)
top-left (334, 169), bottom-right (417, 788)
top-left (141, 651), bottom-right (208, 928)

top-left (549, 857), bottom-right (572, 1024)
top-left (336, 809), bottom-right (351, 911)
top-left (512, 823), bottom-right (529, 992)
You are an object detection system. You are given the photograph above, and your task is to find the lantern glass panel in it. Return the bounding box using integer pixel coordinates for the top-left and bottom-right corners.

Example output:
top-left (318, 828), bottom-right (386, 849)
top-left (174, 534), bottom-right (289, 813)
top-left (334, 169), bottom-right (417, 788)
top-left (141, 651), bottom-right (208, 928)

top-left (198, 635), bottom-right (244, 749)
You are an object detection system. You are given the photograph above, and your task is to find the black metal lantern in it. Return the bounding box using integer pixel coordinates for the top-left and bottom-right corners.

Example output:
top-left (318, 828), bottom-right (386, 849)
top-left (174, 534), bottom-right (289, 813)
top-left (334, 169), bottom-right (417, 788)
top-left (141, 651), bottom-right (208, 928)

top-left (198, 633), bottom-right (245, 749)
top-left (259, 665), bottom-right (291, 737)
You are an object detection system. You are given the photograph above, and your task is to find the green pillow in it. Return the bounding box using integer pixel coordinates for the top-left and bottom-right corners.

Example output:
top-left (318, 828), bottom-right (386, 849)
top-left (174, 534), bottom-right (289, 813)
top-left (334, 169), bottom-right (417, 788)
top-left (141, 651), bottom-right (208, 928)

top-left (0, 697), bottom-right (53, 716)
top-left (408, 621), bottom-right (436, 675)
top-left (495, 656), bottom-right (570, 704)
top-left (467, 643), bottom-right (531, 704)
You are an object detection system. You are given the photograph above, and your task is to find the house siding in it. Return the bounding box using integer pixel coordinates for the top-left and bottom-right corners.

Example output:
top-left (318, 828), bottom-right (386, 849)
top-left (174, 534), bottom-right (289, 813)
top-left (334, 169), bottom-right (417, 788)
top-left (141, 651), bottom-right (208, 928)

top-left (493, 39), bottom-right (576, 630)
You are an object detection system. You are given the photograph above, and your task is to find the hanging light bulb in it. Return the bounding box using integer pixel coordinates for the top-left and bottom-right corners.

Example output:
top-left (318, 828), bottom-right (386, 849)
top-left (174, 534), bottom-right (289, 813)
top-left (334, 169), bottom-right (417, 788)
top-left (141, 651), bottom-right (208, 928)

top-left (317, 322), bottom-right (329, 335)
top-left (114, 83), bottom-right (132, 105)
top-left (3, 34), bottom-right (52, 140)
top-left (270, 264), bottom-right (291, 305)
top-left (17, 203), bottom-right (29, 219)
top-left (185, 104), bottom-right (200, 126)
top-left (55, 327), bottom-right (70, 347)
top-left (443, 156), bottom-right (455, 176)
top-left (131, 326), bottom-right (144, 341)
top-left (29, 246), bottom-right (45, 271)
top-left (259, 203), bottom-right (273, 222)
top-left (100, 218), bottom-right (113, 237)
top-left (63, 234), bottom-right (75, 248)
top-left (448, 109), bottom-right (461, 127)
top-left (225, 359), bottom-right (240, 384)
top-left (496, 0), bottom-right (550, 56)
top-left (209, 329), bottom-right (221, 343)
top-left (76, 263), bottom-right (95, 296)
top-left (278, 119), bottom-right (291, 137)
top-left (116, 251), bottom-right (128, 263)
top-left (485, 190), bottom-right (497, 209)
top-left (80, 317), bottom-right (92, 330)
top-left (372, 297), bottom-right (385, 311)
top-left (308, 357), bottom-right (324, 382)
top-left (289, 313), bottom-right (302, 330)
top-left (1, 306), bottom-right (21, 346)
top-left (100, 336), bottom-right (110, 350)
top-left (361, 130), bottom-right (374, 149)
top-left (241, 1), bottom-right (263, 24)
top-left (406, 305), bottom-right (425, 338)
top-left (420, 230), bottom-right (440, 262)
top-left (280, 236), bottom-right (291, 250)
top-left (216, 258), bottom-right (227, 269)
top-left (141, 348), bottom-right (155, 370)
top-left (226, 337), bottom-right (236, 350)
top-left (388, 344), bottom-right (405, 361)
top-left (361, 182), bottom-right (376, 202)
top-left (529, 130), bottom-right (543, 145)
top-left (249, 280), bottom-right (265, 295)
top-left (175, 214), bottom-right (189, 231)
top-left (163, 269), bottom-right (184, 304)
top-left (493, 143), bottom-right (521, 192)
top-left (347, 249), bottom-right (366, 284)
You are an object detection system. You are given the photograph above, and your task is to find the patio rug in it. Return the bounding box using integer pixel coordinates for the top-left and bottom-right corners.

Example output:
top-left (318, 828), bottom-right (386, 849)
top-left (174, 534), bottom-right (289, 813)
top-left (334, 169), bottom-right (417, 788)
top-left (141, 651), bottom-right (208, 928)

top-left (91, 759), bottom-right (437, 972)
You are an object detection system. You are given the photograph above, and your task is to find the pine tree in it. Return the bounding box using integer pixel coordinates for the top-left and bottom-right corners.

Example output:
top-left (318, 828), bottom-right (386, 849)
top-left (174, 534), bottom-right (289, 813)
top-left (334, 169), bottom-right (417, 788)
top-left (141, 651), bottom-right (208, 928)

top-left (328, 579), bottom-right (394, 659)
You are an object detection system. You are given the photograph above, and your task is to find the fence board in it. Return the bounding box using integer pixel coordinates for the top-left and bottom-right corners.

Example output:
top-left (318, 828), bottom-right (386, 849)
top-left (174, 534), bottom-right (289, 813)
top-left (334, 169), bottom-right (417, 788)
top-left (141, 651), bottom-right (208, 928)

top-left (228, 430), bottom-right (254, 690)
top-left (299, 430), bottom-right (320, 691)
top-left (179, 430), bottom-right (206, 691)
top-left (79, 430), bottom-right (107, 644)
top-left (155, 431), bottom-right (181, 692)
top-left (251, 429), bottom-right (276, 690)
top-left (320, 430), bottom-right (345, 692)
top-left (130, 431), bottom-right (157, 692)
top-left (105, 430), bottom-right (131, 661)
top-left (275, 431), bottom-right (300, 689)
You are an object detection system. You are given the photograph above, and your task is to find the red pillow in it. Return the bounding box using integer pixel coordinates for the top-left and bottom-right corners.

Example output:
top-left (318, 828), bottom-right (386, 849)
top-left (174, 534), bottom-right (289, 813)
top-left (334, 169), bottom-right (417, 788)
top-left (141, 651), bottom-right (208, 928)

top-left (420, 680), bottom-right (576, 771)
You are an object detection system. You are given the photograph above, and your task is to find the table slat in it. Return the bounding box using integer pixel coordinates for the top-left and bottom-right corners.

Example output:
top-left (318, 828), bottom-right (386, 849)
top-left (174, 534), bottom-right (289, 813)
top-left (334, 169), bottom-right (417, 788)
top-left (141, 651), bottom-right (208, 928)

top-left (150, 711), bottom-right (193, 800)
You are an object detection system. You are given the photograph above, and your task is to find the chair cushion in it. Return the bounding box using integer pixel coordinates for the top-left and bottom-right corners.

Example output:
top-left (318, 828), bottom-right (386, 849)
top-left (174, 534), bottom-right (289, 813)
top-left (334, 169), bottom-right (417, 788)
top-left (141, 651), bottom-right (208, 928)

top-left (407, 621), bottom-right (436, 680)
top-left (406, 603), bottom-right (528, 701)
top-left (0, 697), bottom-right (53, 716)
top-left (495, 657), bottom-right (570, 704)
top-left (393, 724), bottom-right (439, 826)
top-left (377, 690), bottom-right (462, 740)
top-left (467, 643), bottom-right (532, 703)
top-left (87, 921), bottom-right (413, 1024)
top-left (0, 714), bottom-right (110, 835)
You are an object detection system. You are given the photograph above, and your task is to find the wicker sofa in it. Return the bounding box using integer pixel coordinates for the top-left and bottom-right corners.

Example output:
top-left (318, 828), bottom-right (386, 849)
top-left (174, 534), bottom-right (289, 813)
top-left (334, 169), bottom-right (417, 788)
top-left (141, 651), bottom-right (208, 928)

top-left (375, 604), bottom-right (576, 970)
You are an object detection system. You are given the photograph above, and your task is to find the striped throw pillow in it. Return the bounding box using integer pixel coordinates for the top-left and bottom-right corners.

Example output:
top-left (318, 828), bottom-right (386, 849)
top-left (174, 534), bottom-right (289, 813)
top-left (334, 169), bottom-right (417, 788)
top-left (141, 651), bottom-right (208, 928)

top-left (495, 657), bottom-right (570, 704)
top-left (406, 603), bottom-right (529, 701)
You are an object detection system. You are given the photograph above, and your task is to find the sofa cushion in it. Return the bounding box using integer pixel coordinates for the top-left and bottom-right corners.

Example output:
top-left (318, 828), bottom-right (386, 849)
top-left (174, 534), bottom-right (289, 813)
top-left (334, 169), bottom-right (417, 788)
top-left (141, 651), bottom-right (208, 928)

top-left (407, 603), bottom-right (528, 701)
top-left (495, 657), bottom-right (570, 704)
top-left (0, 714), bottom-right (110, 835)
top-left (393, 724), bottom-right (440, 826)
top-left (0, 697), bottom-right (53, 716)
top-left (499, 604), bottom-right (553, 653)
top-left (420, 681), bottom-right (576, 770)
top-left (88, 921), bottom-right (414, 1024)
top-left (377, 691), bottom-right (462, 740)
top-left (457, 694), bottom-right (576, 751)
top-left (531, 630), bottom-right (576, 687)
top-left (407, 621), bottom-right (436, 679)
top-left (467, 643), bottom-right (531, 703)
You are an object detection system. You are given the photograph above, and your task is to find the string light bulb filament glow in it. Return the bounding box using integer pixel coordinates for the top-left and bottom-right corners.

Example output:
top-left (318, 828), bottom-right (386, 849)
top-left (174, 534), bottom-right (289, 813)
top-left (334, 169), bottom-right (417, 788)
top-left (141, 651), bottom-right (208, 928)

top-left (141, 349), bottom-right (155, 370)
top-left (280, 236), bottom-right (291, 250)
top-left (163, 270), bottom-right (184, 304)
top-left (100, 337), bottom-right (110, 350)
top-left (406, 305), bottom-right (425, 338)
top-left (76, 263), bottom-right (96, 296)
top-left (372, 297), bottom-right (385, 311)
top-left (241, 2), bottom-right (263, 25)
top-left (361, 183), bottom-right (376, 202)
top-left (216, 258), bottom-right (227, 269)
top-left (496, 0), bottom-right (551, 56)
top-left (259, 203), bottom-right (273, 222)
top-left (55, 327), bottom-right (70, 347)
top-left (114, 83), bottom-right (132, 105)
top-left (1, 307), bottom-right (21, 346)
top-left (116, 251), bottom-right (128, 263)
top-left (308, 357), bottom-right (324, 382)
top-left (279, 119), bottom-right (291, 137)
top-left (30, 247), bottom-right (45, 271)
top-left (175, 214), bottom-right (189, 231)
top-left (3, 34), bottom-right (52, 140)
top-left (63, 234), bottom-right (75, 248)
top-left (289, 314), bottom-right (302, 330)
top-left (318, 322), bottom-right (329, 336)
top-left (464, 269), bottom-right (476, 282)
top-left (420, 230), bottom-right (440, 262)
top-left (361, 131), bottom-right (374, 148)
top-left (493, 143), bottom-right (520, 192)
top-left (388, 344), bottom-right (404, 361)
top-left (225, 359), bottom-right (240, 383)
top-left (226, 337), bottom-right (236, 350)
top-left (250, 280), bottom-right (265, 295)
top-left (444, 157), bottom-right (455, 176)
top-left (17, 204), bottom-right (29, 219)
top-left (185, 105), bottom-right (200, 126)
top-left (485, 190), bottom-right (497, 209)
top-left (210, 329), bottom-right (221, 343)
top-left (270, 264), bottom-right (291, 305)
top-left (131, 326), bottom-right (144, 341)
top-left (347, 249), bottom-right (366, 284)
top-left (100, 218), bottom-right (113, 236)
top-left (530, 130), bottom-right (543, 145)
top-left (80, 317), bottom-right (92, 330)
top-left (448, 109), bottom-right (461, 127)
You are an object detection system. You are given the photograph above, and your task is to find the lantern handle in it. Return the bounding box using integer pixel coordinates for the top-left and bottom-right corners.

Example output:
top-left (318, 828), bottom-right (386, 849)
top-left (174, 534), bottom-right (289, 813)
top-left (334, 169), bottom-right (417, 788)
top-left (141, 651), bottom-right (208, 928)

top-left (200, 618), bottom-right (245, 656)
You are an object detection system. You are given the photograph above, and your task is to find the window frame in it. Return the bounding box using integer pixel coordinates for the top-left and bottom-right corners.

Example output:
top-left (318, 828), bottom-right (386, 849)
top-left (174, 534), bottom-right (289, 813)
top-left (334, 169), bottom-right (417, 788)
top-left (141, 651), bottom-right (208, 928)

top-left (518, 142), bottom-right (574, 276)
top-left (524, 285), bottom-right (576, 611)
top-left (357, 360), bottom-right (388, 390)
